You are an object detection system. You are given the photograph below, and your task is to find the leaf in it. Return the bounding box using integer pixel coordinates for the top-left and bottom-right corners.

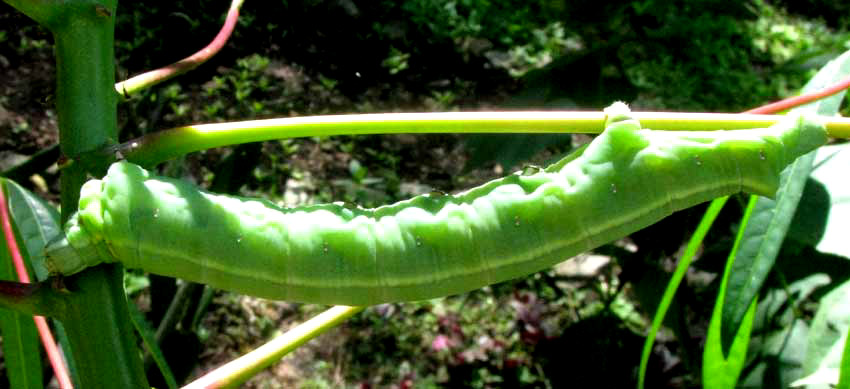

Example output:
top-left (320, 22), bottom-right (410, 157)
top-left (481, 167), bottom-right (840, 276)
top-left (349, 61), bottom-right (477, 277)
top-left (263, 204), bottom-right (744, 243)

top-left (838, 328), bottom-right (850, 389)
top-left (703, 241), bottom-right (757, 389)
top-left (0, 181), bottom-right (43, 389)
top-left (3, 179), bottom-right (62, 280)
top-left (800, 277), bottom-right (850, 389)
top-left (787, 143), bottom-right (850, 258)
top-left (127, 302), bottom-right (178, 389)
top-left (720, 48), bottom-right (850, 356)
top-left (2, 179), bottom-right (79, 383)
top-left (738, 274), bottom-right (829, 387)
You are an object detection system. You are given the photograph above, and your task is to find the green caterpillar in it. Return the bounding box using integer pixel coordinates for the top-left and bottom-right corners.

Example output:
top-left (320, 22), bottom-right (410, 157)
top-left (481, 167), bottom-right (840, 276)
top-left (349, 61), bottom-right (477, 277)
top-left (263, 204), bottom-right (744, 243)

top-left (46, 105), bottom-right (828, 305)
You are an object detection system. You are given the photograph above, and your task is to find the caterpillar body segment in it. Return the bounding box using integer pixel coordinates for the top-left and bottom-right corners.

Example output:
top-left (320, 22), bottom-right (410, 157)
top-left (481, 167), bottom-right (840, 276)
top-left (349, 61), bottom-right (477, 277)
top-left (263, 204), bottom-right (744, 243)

top-left (47, 110), bottom-right (828, 305)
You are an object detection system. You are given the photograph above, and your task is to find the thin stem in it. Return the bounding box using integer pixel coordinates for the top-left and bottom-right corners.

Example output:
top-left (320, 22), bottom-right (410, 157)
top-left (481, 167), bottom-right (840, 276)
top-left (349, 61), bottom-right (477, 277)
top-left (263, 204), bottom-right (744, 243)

top-left (182, 305), bottom-right (365, 389)
top-left (115, 0), bottom-right (244, 97)
top-left (637, 197), bottom-right (728, 389)
top-left (119, 112), bottom-right (850, 166)
top-left (745, 75), bottom-right (850, 114)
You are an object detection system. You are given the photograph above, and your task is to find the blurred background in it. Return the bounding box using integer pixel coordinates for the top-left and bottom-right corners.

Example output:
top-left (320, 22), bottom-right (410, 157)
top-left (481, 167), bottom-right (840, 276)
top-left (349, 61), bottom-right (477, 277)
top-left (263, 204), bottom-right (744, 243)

top-left (1, 0), bottom-right (849, 387)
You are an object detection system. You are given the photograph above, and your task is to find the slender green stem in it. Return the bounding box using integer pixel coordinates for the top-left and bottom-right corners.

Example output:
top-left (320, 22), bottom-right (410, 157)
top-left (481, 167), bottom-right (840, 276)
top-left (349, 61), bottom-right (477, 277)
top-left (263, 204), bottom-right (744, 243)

top-left (182, 306), bottom-right (365, 388)
top-left (120, 111), bottom-right (850, 166)
top-left (637, 197), bottom-right (728, 389)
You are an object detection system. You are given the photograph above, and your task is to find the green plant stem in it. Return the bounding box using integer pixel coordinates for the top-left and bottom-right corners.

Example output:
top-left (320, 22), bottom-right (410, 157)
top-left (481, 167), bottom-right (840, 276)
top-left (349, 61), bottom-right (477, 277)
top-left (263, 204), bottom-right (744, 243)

top-left (120, 112), bottom-right (850, 166)
top-left (43, 1), bottom-right (149, 388)
top-left (1, 144), bottom-right (60, 184)
top-left (60, 264), bottom-right (148, 388)
top-left (637, 197), bottom-right (728, 389)
top-left (53, 2), bottom-right (119, 170)
top-left (115, 0), bottom-right (245, 97)
top-left (183, 306), bottom-right (365, 388)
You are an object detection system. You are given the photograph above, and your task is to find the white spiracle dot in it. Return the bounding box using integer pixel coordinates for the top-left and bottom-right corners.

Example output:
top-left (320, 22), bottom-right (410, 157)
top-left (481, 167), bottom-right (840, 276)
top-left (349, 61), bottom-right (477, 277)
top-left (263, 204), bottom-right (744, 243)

top-left (153, 208), bottom-right (159, 218)
top-left (323, 242), bottom-right (329, 253)
top-left (236, 236), bottom-right (243, 244)
top-left (610, 183), bottom-right (617, 193)
top-left (514, 216), bottom-right (521, 227)
top-left (415, 237), bottom-right (422, 247)
top-left (759, 149), bottom-right (767, 160)
top-left (694, 155), bottom-right (703, 166)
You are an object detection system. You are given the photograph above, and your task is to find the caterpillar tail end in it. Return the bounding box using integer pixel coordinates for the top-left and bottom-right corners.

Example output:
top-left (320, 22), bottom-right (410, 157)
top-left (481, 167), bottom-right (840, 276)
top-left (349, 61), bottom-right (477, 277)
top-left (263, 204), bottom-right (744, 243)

top-left (45, 177), bottom-right (114, 276)
top-left (779, 114), bottom-right (830, 162)
top-left (45, 214), bottom-right (105, 276)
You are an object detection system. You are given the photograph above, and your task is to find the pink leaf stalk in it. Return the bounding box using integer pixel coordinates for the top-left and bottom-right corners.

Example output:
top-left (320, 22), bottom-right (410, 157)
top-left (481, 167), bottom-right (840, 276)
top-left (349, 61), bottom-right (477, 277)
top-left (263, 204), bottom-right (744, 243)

top-left (115, 0), bottom-right (245, 97)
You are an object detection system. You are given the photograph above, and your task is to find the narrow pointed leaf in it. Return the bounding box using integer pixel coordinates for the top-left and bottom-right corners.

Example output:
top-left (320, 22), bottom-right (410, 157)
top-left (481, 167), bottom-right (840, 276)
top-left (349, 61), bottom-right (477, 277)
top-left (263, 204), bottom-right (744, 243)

top-left (720, 49), bottom-right (850, 355)
top-left (704, 244), bottom-right (757, 389)
top-left (127, 302), bottom-right (178, 389)
top-left (838, 327), bottom-right (850, 389)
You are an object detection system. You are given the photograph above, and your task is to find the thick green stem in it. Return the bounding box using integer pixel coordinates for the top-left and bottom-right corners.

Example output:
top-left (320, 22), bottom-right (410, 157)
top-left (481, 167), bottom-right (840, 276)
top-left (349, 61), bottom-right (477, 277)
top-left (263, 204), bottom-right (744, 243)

top-left (53, 2), bottom-right (120, 173)
top-left (45, 1), bottom-right (148, 388)
top-left (60, 264), bottom-right (148, 388)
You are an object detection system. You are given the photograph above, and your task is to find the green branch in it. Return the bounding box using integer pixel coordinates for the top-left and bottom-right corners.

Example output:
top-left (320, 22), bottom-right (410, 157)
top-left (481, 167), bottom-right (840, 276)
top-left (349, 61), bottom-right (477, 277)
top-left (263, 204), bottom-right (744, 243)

top-left (118, 111), bottom-right (850, 166)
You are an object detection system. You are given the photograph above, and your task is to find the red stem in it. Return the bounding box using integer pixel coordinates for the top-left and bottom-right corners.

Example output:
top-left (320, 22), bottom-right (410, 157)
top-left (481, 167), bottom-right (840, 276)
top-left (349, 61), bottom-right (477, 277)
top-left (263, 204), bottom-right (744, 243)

top-left (745, 75), bottom-right (850, 114)
top-left (115, 0), bottom-right (243, 97)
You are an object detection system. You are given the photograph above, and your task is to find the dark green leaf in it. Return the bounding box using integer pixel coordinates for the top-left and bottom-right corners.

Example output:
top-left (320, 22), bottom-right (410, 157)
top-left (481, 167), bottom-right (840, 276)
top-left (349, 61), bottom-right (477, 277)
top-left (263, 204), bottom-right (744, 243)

top-left (127, 302), bottom-right (178, 389)
top-left (3, 179), bottom-right (61, 280)
top-left (739, 274), bottom-right (828, 387)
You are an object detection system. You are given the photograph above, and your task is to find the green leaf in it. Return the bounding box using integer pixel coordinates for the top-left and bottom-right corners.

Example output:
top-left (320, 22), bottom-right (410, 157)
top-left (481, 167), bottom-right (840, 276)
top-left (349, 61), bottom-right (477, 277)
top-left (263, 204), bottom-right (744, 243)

top-left (0, 310), bottom-right (42, 389)
top-left (638, 197), bottom-right (727, 389)
top-left (799, 278), bottom-right (850, 389)
top-left (838, 328), bottom-right (850, 389)
top-left (2, 179), bottom-right (80, 384)
top-left (720, 49), bottom-right (850, 356)
top-left (703, 240), bottom-right (757, 389)
top-left (0, 181), bottom-right (43, 389)
top-left (787, 143), bottom-right (850, 258)
top-left (3, 179), bottom-right (61, 280)
top-left (738, 274), bottom-right (829, 387)
top-left (127, 302), bottom-right (178, 389)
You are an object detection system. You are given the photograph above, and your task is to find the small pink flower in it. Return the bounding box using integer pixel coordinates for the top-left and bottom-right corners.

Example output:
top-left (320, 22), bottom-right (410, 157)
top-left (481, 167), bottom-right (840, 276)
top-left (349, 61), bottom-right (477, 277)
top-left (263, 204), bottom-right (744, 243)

top-left (432, 334), bottom-right (452, 351)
